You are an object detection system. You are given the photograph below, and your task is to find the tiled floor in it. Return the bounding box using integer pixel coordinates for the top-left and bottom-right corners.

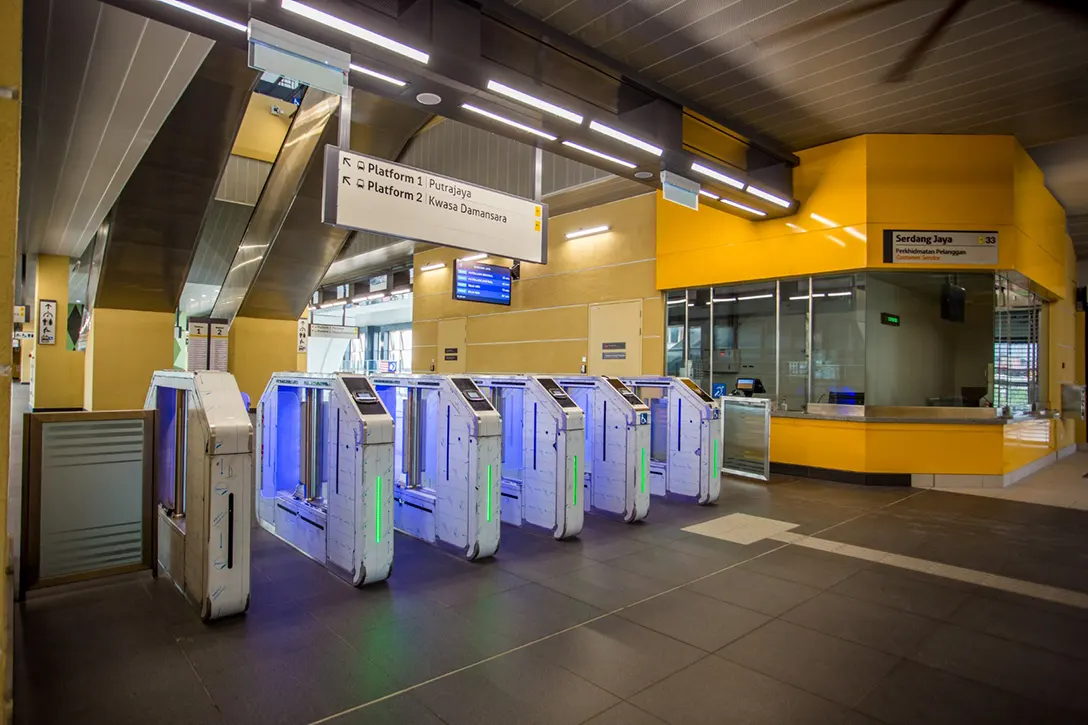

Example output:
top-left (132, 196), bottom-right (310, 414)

top-left (15, 472), bottom-right (1088, 725)
top-left (938, 451), bottom-right (1088, 511)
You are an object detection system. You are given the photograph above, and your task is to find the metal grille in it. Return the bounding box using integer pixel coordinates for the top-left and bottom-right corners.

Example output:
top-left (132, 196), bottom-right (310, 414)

top-left (400, 119), bottom-right (535, 198)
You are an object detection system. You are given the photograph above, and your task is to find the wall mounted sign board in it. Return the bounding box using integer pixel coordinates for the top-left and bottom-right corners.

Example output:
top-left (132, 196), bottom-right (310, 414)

top-left (880, 312), bottom-right (901, 327)
top-left (323, 146), bottom-right (548, 263)
top-left (309, 323), bottom-right (358, 339)
top-left (883, 230), bottom-right (998, 265)
top-left (297, 319), bottom-right (308, 353)
top-left (38, 300), bottom-right (56, 345)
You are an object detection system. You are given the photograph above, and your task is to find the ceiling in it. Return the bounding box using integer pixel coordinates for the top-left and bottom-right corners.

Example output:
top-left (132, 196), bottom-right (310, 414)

top-left (511, 0), bottom-right (1088, 252)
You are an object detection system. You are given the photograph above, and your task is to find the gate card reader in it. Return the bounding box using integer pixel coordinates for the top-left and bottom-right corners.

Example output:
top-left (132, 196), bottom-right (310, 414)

top-left (621, 376), bottom-right (721, 505)
top-left (554, 375), bottom-right (650, 523)
top-left (473, 375), bottom-right (585, 540)
top-left (256, 373), bottom-right (394, 586)
top-left (146, 371), bottom-right (252, 621)
top-left (370, 374), bottom-right (502, 560)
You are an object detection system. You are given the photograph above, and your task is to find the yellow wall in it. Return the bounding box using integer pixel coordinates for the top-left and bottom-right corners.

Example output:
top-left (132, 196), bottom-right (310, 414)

top-left (31, 255), bottom-right (84, 410)
top-left (1076, 311), bottom-right (1086, 445)
top-left (412, 194), bottom-right (663, 374)
top-left (228, 317), bottom-right (301, 404)
top-left (0, 1), bottom-right (19, 718)
top-left (231, 93), bottom-right (292, 163)
top-left (83, 308), bottom-right (175, 411)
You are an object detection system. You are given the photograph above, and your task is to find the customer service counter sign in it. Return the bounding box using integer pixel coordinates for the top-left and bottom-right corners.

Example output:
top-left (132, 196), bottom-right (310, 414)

top-left (884, 230), bottom-right (999, 265)
top-left (322, 146), bottom-right (547, 263)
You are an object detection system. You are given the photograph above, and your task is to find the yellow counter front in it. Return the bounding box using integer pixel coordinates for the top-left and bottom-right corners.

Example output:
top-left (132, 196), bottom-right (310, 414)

top-left (770, 413), bottom-right (1059, 487)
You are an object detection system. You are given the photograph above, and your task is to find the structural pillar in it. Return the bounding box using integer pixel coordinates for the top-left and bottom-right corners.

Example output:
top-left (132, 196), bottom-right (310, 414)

top-left (228, 317), bottom-right (302, 407)
top-left (83, 308), bottom-right (175, 411)
top-left (30, 255), bottom-right (83, 410)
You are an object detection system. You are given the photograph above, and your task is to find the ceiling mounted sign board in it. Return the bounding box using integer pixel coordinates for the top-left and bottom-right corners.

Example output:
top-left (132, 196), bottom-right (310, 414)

top-left (322, 146), bottom-right (548, 263)
top-left (883, 230), bottom-right (998, 265)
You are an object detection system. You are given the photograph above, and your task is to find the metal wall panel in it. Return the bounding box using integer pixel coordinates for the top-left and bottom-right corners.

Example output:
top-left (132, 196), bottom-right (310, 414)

top-left (541, 149), bottom-right (611, 196)
top-left (216, 155), bottom-right (274, 206)
top-left (400, 119), bottom-right (535, 198)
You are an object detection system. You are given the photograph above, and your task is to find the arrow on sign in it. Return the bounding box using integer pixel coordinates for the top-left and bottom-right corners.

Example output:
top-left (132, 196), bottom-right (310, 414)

top-left (342, 176), bottom-right (350, 185)
top-left (342, 156), bottom-right (351, 167)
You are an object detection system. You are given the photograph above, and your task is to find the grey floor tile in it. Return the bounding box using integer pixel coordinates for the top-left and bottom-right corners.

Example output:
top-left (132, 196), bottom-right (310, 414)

top-left (949, 593), bottom-right (1088, 660)
top-left (857, 660), bottom-right (1082, 725)
top-left (687, 567), bottom-right (821, 616)
top-left (719, 620), bottom-right (900, 707)
top-left (740, 546), bottom-right (868, 590)
top-left (423, 566), bottom-right (532, 607)
top-left (451, 582), bottom-right (604, 646)
top-left (783, 591), bottom-right (938, 656)
top-left (324, 692), bottom-right (447, 725)
top-left (608, 546), bottom-right (729, 586)
top-left (829, 565), bottom-right (975, 619)
top-left (413, 648), bottom-right (619, 725)
top-left (660, 531), bottom-right (765, 562)
top-left (538, 561), bottom-right (670, 611)
top-left (581, 701), bottom-right (667, 725)
top-left (617, 588), bottom-right (770, 651)
top-left (528, 615), bottom-right (706, 698)
top-left (912, 623), bottom-right (1088, 714)
top-left (631, 655), bottom-right (849, 725)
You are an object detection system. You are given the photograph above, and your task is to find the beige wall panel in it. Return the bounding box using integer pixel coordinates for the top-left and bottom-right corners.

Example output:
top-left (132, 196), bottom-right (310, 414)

top-left (467, 306), bottom-right (588, 345)
top-left (413, 320), bottom-right (438, 347)
top-left (466, 340), bottom-right (587, 374)
top-left (516, 260), bottom-right (655, 310)
top-left (642, 336), bottom-right (664, 375)
top-left (642, 296), bottom-right (663, 338)
top-left (436, 317), bottom-right (467, 373)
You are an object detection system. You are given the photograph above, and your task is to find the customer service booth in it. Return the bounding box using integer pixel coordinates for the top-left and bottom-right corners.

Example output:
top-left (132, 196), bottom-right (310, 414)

top-left (656, 135), bottom-right (1084, 487)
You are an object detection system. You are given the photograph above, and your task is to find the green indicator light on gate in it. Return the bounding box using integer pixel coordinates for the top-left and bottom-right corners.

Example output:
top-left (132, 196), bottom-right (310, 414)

top-left (375, 476), bottom-right (382, 543)
top-left (641, 447), bottom-right (647, 493)
top-left (487, 464), bottom-right (493, 522)
top-left (713, 440), bottom-right (719, 478)
top-left (573, 455), bottom-right (578, 506)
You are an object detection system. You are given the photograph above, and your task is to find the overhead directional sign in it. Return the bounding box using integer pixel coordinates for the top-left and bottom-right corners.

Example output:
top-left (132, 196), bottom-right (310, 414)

top-left (322, 146), bottom-right (548, 264)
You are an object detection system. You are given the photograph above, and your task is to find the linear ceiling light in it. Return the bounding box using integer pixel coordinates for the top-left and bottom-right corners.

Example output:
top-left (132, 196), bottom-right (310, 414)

top-left (281, 0), bottom-right (429, 64)
top-left (698, 189), bottom-right (720, 200)
top-left (810, 212), bottom-right (837, 227)
top-left (461, 104), bottom-right (557, 140)
top-left (562, 141), bottom-right (636, 169)
top-left (745, 185), bottom-right (791, 208)
top-left (712, 297), bottom-right (737, 303)
top-left (737, 294), bottom-right (774, 301)
top-left (420, 262), bottom-right (446, 272)
top-left (350, 63), bottom-right (406, 87)
top-left (666, 298), bottom-right (686, 305)
top-left (843, 226), bottom-right (867, 241)
top-left (720, 198), bottom-right (767, 217)
top-left (565, 225), bottom-right (610, 240)
top-left (690, 162), bottom-right (744, 190)
top-left (460, 253), bottom-right (488, 262)
top-left (486, 80), bottom-right (582, 124)
top-left (588, 121), bottom-right (663, 156)
top-left (319, 300), bottom-right (345, 308)
top-left (155, 0), bottom-right (247, 32)
top-left (825, 291), bottom-right (853, 297)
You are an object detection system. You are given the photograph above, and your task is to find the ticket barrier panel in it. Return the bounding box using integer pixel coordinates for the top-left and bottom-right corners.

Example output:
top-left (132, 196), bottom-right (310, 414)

top-left (256, 373), bottom-right (394, 586)
top-left (554, 376), bottom-right (650, 523)
top-left (146, 371), bottom-right (252, 621)
top-left (370, 374), bottom-right (502, 560)
top-left (621, 376), bottom-right (720, 505)
top-left (473, 375), bottom-right (585, 540)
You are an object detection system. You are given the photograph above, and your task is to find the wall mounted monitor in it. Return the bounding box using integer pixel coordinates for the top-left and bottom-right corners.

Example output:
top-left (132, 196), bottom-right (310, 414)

top-left (453, 259), bottom-right (511, 306)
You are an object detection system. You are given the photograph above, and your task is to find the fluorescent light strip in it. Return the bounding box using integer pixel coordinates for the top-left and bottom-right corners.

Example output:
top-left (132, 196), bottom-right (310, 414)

top-left (826, 291), bottom-right (853, 297)
top-left (562, 141), bottom-right (636, 169)
top-left (281, 0), bottom-right (429, 64)
top-left (566, 225), bottom-right (610, 240)
top-left (155, 0), bottom-right (247, 32)
top-left (486, 80), bottom-right (582, 124)
top-left (391, 287), bottom-right (410, 295)
top-left (588, 120), bottom-right (663, 156)
top-left (350, 63), bottom-right (406, 87)
top-left (790, 293), bottom-right (827, 301)
top-left (810, 212), bottom-right (837, 227)
top-left (690, 162), bottom-right (744, 190)
top-left (698, 189), bottom-right (720, 200)
top-left (462, 104), bottom-right (556, 140)
top-left (420, 262), bottom-right (446, 272)
top-left (460, 253), bottom-right (488, 262)
top-left (687, 303), bottom-right (695, 307)
top-left (351, 295), bottom-right (367, 303)
top-left (366, 292), bottom-right (386, 300)
top-left (737, 294), bottom-right (774, 301)
top-left (844, 226), bottom-right (867, 241)
top-left (319, 300), bottom-right (345, 309)
top-left (666, 299), bottom-right (686, 305)
top-left (745, 185), bottom-right (791, 208)
top-left (720, 198), bottom-right (767, 217)
top-left (712, 297), bottom-right (736, 303)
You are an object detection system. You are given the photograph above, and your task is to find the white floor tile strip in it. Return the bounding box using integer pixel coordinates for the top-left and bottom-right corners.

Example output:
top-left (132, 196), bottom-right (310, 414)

top-left (685, 514), bottom-right (1088, 611)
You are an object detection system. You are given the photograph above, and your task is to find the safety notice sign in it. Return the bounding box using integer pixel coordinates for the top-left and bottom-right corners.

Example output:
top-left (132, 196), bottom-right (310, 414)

top-left (322, 146), bottom-right (547, 263)
top-left (884, 230), bottom-right (999, 265)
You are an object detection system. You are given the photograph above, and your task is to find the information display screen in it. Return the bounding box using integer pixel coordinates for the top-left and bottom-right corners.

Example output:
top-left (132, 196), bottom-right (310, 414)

top-left (453, 260), bottom-right (512, 306)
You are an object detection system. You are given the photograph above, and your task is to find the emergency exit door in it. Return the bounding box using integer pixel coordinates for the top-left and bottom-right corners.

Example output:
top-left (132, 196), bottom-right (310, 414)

top-left (588, 300), bottom-right (642, 376)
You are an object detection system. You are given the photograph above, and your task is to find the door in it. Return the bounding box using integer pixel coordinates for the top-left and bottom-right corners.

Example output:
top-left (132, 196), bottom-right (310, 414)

top-left (588, 300), bottom-right (642, 376)
top-left (436, 317), bottom-right (467, 373)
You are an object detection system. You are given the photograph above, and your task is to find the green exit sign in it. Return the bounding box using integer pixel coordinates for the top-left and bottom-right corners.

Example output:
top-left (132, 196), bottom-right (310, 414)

top-left (880, 313), bottom-right (901, 327)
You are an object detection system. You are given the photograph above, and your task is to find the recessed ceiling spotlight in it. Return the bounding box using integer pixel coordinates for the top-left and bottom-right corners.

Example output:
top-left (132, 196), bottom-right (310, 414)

top-left (281, 0), bottom-right (429, 64)
top-left (461, 104), bottom-right (557, 140)
top-left (486, 80), bottom-right (583, 124)
top-left (416, 92), bottom-right (441, 106)
top-left (634, 171), bottom-right (653, 180)
top-left (588, 120), bottom-right (663, 156)
top-left (561, 141), bottom-right (636, 169)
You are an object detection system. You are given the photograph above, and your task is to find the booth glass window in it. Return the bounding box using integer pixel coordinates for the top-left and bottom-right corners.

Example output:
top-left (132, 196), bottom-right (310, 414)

top-left (688, 289), bottom-right (712, 394)
top-left (665, 291), bottom-right (685, 377)
top-left (812, 275), bottom-right (865, 405)
top-left (711, 281), bottom-right (776, 400)
top-left (994, 275), bottom-right (1047, 413)
top-left (778, 279), bottom-right (809, 410)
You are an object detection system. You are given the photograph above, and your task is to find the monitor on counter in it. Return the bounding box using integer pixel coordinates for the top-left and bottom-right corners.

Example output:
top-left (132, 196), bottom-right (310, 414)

top-left (453, 259), bottom-right (512, 306)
